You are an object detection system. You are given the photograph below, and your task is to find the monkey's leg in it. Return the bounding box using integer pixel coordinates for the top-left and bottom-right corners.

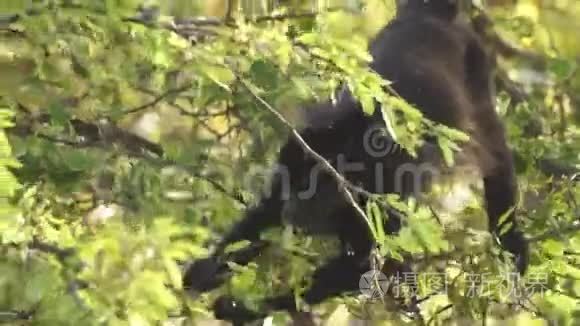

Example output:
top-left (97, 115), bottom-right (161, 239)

top-left (483, 149), bottom-right (529, 274)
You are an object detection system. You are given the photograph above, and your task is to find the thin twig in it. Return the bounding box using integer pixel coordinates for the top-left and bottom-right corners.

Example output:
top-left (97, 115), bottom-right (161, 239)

top-left (122, 84), bottom-right (192, 115)
top-left (426, 304), bottom-right (453, 326)
top-left (191, 170), bottom-right (247, 206)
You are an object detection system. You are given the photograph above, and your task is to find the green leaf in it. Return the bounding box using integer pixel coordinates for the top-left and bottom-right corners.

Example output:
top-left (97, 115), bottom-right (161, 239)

top-left (49, 103), bottom-right (71, 126)
top-left (549, 58), bottom-right (577, 80)
top-left (438, 137), bottom-right (456, 167)
top-left (296, 33), bottom-right (317, 45)
top-left (200, 65), bottom-right (236, 91)
top-left (224, 240), bottom-right (252, 254)
top-left (380, 104), bottom-right (398, 142)
top-left (498, 206), bottom-right (515, 236)
top-left (163, 256), bottom-right (182, 289)
top-left (371, 201), bottom-right (386, 242)
top-left (365, 201), bottom-right (378, 241)
top-left (61, 150), bottom-right (96, 171)
top-left (0, 2), bottom-right (30, 14)
top-left (541, 239), bottom-right (564, 257)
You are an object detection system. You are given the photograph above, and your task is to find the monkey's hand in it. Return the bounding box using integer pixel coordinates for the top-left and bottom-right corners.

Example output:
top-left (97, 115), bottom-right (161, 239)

top-left (183, 240), bottom-right (271, 294)
top-left (183, 256), bottom-right (228, 293)
top-left (213, 295), bottom-right (266, 324)
top-left (499, 229), bottom-right (529, 275)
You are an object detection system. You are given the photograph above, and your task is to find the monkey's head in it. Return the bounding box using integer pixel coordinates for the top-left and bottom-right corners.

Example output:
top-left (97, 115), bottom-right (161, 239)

top-left (397, 0), bottom-right (462, 20)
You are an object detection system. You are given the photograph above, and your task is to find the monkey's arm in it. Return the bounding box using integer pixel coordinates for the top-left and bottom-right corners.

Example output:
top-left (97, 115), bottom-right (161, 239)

top-left (183, 239), bottom-right (270, 293)
top-left (183, 129), bottom-right (312, 292)
top-left (464, 35), bottom-right (529, 274)
top-left (214, 194), bottom-right (283, 254)
top-left (183, 180), bottom-right (285, 293)
top-left (182, 103), bottom-right (355, 293)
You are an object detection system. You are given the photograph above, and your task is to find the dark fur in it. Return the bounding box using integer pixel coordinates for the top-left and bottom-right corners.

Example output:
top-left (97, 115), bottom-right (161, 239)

top-left (183, 0), bottom-right (528, 323)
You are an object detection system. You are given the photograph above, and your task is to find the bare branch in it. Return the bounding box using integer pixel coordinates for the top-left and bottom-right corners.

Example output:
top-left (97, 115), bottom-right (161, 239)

top-left (426, 304), bottom-right (453, 326)
top-left (0, 309), bottom-right (34, 322)
top-left (122, 84), bottom-right (192, 115)
top-left (29, 239), bottom-right (75, 260)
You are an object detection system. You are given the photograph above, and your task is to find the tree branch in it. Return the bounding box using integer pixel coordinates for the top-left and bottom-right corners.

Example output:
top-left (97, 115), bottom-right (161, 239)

top-left (253, 7), bottom-right (357, 23)
top-left (529, 221), bottom-right (580, 242)
top-left (121, 84), bottom-right (192, 115)
top-left (8, 114), bottom-right (164, 156)
top-left (0, 309), bottom-right (34, 322)
top-left (29, 238), bottom-right (75, 260)
top-left (536, 159), bottom-right (580, 179)
top-left (426, 304), bottom-right (453, 326)
top-left (8, 112), bottom-right (247, 206)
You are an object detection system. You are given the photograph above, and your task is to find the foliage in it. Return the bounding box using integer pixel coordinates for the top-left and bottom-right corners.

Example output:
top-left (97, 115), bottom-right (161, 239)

top-left (0, 0), bottom-right (578, 325)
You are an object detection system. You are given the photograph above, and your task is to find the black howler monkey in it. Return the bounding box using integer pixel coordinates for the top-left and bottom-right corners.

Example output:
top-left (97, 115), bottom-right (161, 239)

top-left (183, 0), bottom-right (529, 323)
